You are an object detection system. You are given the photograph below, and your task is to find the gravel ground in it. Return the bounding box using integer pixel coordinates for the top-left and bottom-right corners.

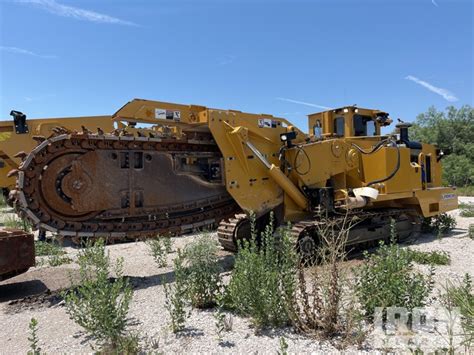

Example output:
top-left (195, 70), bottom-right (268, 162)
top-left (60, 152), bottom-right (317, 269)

top-left (0, 198), bottom-right (473, 354)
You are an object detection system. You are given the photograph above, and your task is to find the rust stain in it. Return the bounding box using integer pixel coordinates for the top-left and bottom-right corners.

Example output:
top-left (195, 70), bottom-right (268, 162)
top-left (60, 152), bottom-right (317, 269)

top-left (0, 228), bottom-right (35, 281)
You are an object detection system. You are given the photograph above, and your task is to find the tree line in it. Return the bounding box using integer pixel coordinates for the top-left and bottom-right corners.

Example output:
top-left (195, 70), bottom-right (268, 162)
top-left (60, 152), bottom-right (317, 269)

top-left (410, 105), bottom-right (473, 187)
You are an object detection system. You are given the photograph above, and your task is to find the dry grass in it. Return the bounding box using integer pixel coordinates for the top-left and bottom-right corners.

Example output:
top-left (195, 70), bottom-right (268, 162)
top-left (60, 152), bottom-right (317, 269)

top-left (287, 214), bottom-right (366, 347)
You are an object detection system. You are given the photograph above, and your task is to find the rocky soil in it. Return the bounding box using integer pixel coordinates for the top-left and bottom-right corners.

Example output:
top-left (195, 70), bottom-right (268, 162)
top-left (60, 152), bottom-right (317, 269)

top-left (0, 197), bottom-right (473, 354)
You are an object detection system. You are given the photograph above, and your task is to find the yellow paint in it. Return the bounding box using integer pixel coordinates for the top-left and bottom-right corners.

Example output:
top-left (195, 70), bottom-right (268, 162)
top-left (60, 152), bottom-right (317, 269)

top-left (10, 98), bottom-right (455, 224)
top-left (0, 115), bottom-right (114, 190)
top-left (113, 99), bottom-right (457, 220)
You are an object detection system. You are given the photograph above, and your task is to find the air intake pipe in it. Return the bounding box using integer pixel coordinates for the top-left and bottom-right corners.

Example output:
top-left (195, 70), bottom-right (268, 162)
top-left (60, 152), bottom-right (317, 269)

top-left (344, 187), bottom-right (379, 209)
top-left (396, 122), bottom-right (421, 149)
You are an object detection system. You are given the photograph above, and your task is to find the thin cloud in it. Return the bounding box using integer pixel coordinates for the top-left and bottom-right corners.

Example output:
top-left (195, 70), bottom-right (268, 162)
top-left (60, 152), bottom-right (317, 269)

top-left (405, 75), bottom-right (458, 102)
top-left (218, 55), bottom-right (236, 66)
top-left (276, 97), bottom-right (332, 110)
top-left (279, 111), bottom-right (302, 116)
top-left (0, 46), bottom-right (57, 58)
top-left (431, 0), bottom-right (439, 7)
top-left (16, 0), bottom-right (138, 26)
top-left (24, 94), bottom-right (56, 102)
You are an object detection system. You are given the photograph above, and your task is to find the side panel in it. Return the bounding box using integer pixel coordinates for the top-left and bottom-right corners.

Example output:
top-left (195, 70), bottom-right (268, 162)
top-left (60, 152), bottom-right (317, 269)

top-left (415, 188), bottom-right (458, 217)
top-left (361, 147), bottom-right (422, 193)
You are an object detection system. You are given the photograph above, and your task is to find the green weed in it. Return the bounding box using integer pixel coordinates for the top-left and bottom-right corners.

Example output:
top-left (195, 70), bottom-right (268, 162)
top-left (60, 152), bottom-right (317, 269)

top-left (278, 336), bottom-right (289, 355)
top-left (459, 203), bottom-right (474, 218)
top-left (226, 218), bottom-right (298, 329)
top-left (422, 213), bottom-right (456, 237)
top-left (456, 186), bottom-right (474, 197)
top-left (0, 193), bottom-right (7, 208)
top-left (163, 250), bottom-right (190, 333)
top-left (35, 240), bottom-right (71, 267)
top-left (355, 239), bottom-right (434, 319)
top-left (2, 214), bottom-right (32, 231)
top-left (183, 235), bottom-right (222, 309)
top-left (146, 236), bottom-right (172, 268)
top-left (214, 290), bottom-right (233, 341)
top-left (442, 274), bottom-right (474, 348)
top-left (27, 318), bottom-right (41, 355)
top-left (406, 249), bottom-right (450, 265)
top-left (61, 239), bottom-right (134, 352)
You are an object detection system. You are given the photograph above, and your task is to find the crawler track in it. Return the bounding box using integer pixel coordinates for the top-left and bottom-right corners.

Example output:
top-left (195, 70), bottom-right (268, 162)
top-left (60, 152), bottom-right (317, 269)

top-left (218, 209), bottom-right (420, 252)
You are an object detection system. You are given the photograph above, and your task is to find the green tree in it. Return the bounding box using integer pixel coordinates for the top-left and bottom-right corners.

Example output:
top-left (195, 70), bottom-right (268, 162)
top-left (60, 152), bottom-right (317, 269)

top-left (410, 105), bottom-right (474, 186)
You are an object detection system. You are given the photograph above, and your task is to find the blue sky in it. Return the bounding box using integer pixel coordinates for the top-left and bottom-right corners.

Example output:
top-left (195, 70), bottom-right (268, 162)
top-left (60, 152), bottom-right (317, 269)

top-left (0, 0), bottom-right (472, 131)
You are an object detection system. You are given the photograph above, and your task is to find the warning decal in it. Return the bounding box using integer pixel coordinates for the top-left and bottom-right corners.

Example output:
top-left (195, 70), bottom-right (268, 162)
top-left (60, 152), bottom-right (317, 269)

top-left (155, 109), bottom-right (166, 119)
top-left (258, 118), bottom-right (278, 128)
top-left (155, 108), bottom-right (181, 121)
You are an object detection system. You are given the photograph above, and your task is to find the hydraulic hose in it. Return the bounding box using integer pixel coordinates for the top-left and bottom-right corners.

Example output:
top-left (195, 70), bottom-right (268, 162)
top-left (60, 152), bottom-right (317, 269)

top-left (350, 137), bottom-right (390, 155)
top-left (293, 146), bottom-right (311, 176)
top-left (365, 139), bottom-right (401, 186)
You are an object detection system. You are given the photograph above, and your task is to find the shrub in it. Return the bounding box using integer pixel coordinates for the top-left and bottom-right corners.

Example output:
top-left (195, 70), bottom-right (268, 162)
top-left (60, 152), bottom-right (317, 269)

top-left (183, 234), bottom-right (222, 308)
top-left (226, 219), bottom-right (298, 328)
top-left (355, 239), bottom-right (434, 319)
top-left (442, 274), bottom-right (474, 347)
top-left (147, 236), bottom-right (172, 267)
top-left (459, 203), bottom-right (474, 218)
top-left (27, 318), bottom-right (41, 355)
top-left (163, 249), bottom-right (189, 333)
top-left (469, 224), bottom-right (474, 239)
top-left (422, 213), bottom-right (456, 237)
top-left (162, 235), bottom-right (223, 332)
top-left (61, 239), bottom-right (134, 351)
top-left (406, 249), bottom-right (450, 265)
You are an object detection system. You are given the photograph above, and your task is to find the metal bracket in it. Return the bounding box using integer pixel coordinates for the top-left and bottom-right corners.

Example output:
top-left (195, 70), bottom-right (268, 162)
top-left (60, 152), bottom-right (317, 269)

top-left (10, 110), bottom-right (29, 134)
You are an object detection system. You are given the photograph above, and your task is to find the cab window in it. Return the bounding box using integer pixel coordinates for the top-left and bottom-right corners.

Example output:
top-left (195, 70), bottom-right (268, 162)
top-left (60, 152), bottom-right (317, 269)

top-left (354, 115), bottom-right (376, 136)
top-left (366, 120), bottom-right (376, 136)
top-left (313, 120), bottom-right (322, 138)
top-left (334, 117), bottom-right (344, 136)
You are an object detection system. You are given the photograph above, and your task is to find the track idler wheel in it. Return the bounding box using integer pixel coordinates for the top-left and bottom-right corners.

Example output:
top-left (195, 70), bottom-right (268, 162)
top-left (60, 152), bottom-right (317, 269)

top-left (396, 213), bottom-right (422, 242)
top-left (217, 214), bottom-right (252, 252)
top-left (217, 212), bottom-right (277, 252)
top-left (297, 233), bottom-right (318, 258)
top-left (290, 222), bottom-right (321, 264)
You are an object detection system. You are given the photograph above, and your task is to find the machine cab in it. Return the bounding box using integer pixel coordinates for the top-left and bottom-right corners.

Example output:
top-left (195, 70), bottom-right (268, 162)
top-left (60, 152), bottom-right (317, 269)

top-left (307, 106), bottom-right (391, 139)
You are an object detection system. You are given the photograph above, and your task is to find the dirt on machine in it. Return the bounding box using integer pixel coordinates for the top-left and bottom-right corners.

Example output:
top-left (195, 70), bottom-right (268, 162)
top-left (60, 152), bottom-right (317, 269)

top-left (0, 110), bottom-right (114, 203)
top-left (0, 228), bottom-right (34, 281)
top-left (11, 99), bottom-right (458, 253)
top-left (0, 111), bottom-right (115, 280)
